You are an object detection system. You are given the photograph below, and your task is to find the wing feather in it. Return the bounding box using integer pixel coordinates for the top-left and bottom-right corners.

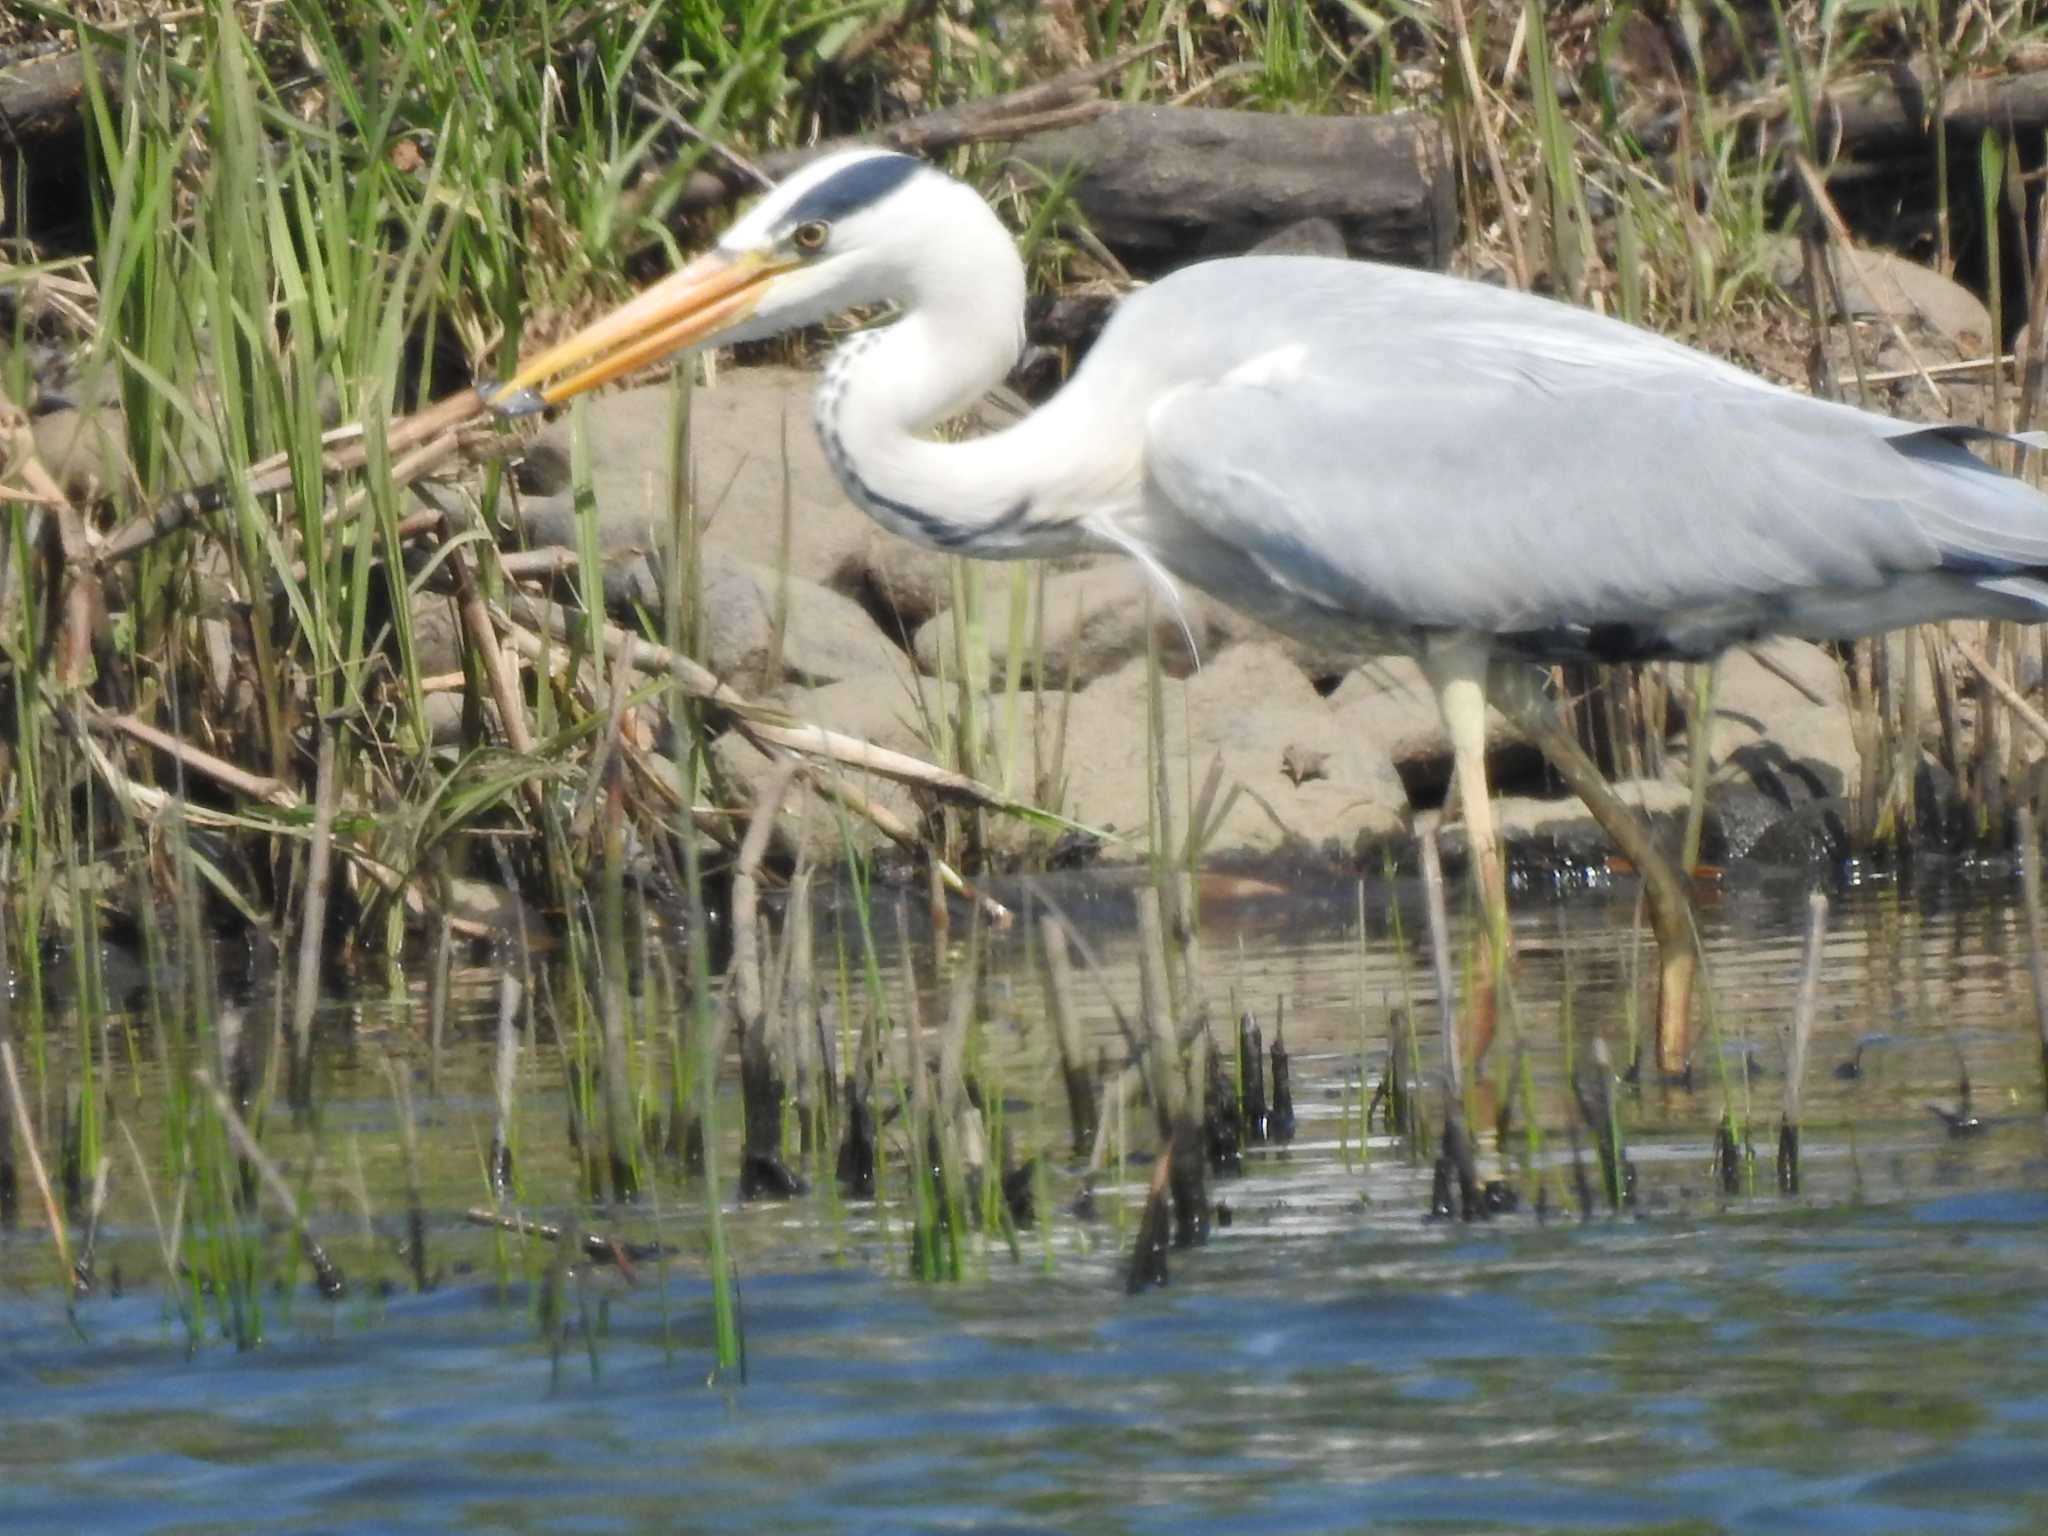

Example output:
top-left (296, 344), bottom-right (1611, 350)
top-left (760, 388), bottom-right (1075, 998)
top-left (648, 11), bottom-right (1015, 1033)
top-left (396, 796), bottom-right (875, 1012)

top-left (1132, 285), bottom-right (2048, 642)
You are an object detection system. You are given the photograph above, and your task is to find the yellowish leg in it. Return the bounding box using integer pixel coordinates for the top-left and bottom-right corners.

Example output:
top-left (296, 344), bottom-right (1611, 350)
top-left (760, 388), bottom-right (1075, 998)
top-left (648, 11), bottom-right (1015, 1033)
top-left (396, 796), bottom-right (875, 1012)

top-left (1491, 669), bottom-right (1698, 1077)
top-left (1423, 636), bottom-right (1510, 1070)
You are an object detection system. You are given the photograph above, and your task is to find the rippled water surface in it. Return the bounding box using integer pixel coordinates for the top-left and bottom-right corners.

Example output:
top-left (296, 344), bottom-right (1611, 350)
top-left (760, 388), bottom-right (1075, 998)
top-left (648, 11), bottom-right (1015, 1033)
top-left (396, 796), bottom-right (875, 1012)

top-left (4, 869), bottom-right (2048, 1534)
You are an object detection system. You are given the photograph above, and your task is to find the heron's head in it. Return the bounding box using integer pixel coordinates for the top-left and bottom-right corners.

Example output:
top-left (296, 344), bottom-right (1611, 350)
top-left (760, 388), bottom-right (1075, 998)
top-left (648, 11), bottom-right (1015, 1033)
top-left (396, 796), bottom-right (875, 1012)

top-left (487, 148), bottom-right (1015, 415)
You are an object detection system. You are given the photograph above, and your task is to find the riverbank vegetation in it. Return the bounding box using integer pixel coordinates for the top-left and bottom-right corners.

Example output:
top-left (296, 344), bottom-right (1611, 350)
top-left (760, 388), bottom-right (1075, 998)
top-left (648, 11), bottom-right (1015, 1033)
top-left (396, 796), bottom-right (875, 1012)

top-left (7, 0), bottom-right (2048, 1330)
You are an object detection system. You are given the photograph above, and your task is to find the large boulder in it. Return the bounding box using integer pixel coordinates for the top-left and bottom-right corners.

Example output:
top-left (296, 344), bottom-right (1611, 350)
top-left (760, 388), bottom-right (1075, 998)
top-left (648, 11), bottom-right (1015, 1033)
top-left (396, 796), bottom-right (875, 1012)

top-left (492, 489), bottom-right (912, 698)
top-left (515, 371), bottom-right (876, 588)
top-left (1691, 637), bottom-right (1860, 807)
top-left (1771, 241), bottom-right (1996, 421)
top-left (1328, 655), bottom-right (1521, 804)
top-left (692, 554), bottom-right (917, 696)
top-left (830, 528), bottom-right (958, 644)
top-left (911, 563), bottom-right (1234, 687)
top-left (1053, 642), bottom-right (1409, 859)
top-left (1820, 247), bottom-right (1992, 352)
top-left (710, 674), bottom-right (948, 862)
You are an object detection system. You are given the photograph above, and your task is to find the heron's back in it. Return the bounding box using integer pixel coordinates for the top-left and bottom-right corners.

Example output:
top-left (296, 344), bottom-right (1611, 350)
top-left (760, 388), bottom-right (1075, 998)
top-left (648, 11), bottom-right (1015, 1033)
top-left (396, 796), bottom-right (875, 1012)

top-left (1079, 256), bottom-right (2048, 659)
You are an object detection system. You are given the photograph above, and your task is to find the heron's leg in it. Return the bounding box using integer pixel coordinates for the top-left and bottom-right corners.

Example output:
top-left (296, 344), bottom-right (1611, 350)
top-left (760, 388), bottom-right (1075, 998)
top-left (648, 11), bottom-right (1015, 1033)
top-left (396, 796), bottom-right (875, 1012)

top-left (1421, 634), bottom-right (1510, 1069)
top-left (1490, 668), bottom-right (1698, 1077)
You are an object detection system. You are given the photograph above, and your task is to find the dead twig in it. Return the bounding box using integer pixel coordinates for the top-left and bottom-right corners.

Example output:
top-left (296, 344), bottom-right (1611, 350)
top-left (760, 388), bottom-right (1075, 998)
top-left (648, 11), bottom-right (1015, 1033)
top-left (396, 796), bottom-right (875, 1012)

top-left (1956, 639), bottom-right (2048, 751)
top-left (462, 1206), bottom-right (661, 1273)
top-left (193, 1069), bottom-right (346, 1297)
top-left (96, 388), bottom-right (488, 566)
top-left (85, 705), bottom-right (295, 806)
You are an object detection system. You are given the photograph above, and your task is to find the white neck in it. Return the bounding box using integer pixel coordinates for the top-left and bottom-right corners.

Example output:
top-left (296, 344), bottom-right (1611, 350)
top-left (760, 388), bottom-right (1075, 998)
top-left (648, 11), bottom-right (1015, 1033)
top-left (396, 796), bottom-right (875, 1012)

top-left (812, 222), bottom-right (1125, 560)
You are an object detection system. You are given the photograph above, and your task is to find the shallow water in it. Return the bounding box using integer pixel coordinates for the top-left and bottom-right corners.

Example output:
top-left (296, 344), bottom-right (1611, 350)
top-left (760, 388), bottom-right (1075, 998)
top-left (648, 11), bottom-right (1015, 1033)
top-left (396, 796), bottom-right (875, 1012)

top-left (5, 867), bottom-right (2048, 1534)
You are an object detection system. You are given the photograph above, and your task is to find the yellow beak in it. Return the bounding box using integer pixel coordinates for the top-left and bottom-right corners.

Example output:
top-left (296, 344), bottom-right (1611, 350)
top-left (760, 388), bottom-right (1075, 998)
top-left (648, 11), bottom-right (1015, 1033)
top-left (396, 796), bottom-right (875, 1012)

top-left (485, 248), bottom-right (785, 414)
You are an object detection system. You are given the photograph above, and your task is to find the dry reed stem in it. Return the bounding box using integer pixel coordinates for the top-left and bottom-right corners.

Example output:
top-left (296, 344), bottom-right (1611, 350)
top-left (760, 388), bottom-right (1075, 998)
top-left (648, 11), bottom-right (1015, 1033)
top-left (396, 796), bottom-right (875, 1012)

top-left (1792, 155), bottom-right (1947, 409)
top-left (0, 1040), bottom-right (71, 1278)
top-left (87, 706), bottom-right (295, 805)
top-left (1443, 0), bottom-right (1530, 288)
top-left (0, 384), bottom-right (102, 688)
top-left (118, 1118), bottom-right (182, 1289)
top-left (1745, 644), bottom-right (1833, 708)
top-left (1040, 914), bottom-right (1097, 1155)
top-left (758, 752), bottom-right (1011, 927)
top-left (1785, 891), bottom-right (1827, 1128)
top-left (192, 1073), bottom-right (311, 1236)
top-left (1135, 886), bottom-right (1180, 1136)
top-left (96, 388), bottom-right (488, 565)
top-left (2016, 809), bottom-right (2048, 1107)
top-left (1417, 818), bottom-right (1463, 1100)
top-left (289, 720), bottom-right (338, 1072)
top-left (1956, 639), bottom-right (2048, 751)
top-left (445, 533), bottom-right (534, 758)
top-left (497, 598), bottom-right (1019, 923)
top-left (193, 1068), bottom-right (345, 1295)
top-left (779, 870), bottom-right (825, 1122)
top-left (1084, 1060), bottom-right (1133, 1180)
top-left (495, 593), bottom-right (1033, 813)
top-left (732, 761), bottom-right (800, 1111)
top-left (1499, 683), bottom-right (1698, 1074)
top-left (895, 898), bottom-right (930, 1122)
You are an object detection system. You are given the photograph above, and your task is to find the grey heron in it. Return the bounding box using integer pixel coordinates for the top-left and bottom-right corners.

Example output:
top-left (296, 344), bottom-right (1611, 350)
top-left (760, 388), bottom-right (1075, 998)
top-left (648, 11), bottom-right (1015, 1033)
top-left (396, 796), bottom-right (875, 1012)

top-left (489, 147), bottom-right (2048, 1075)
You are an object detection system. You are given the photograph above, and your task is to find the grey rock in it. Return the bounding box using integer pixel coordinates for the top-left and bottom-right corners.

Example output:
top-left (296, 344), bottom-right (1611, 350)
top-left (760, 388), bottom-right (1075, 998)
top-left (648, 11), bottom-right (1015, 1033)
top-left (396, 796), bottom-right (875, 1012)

top-left (515, 371), bottom-right (876, 590)
top-left (405, 593), bottom-right (466, 677)
top-left (911, 563), bottom-right (1231, 687)
top-left (1688, 638), bottom-right (1859, 807)
top-left (1728, 797), bottom-right (1852, 869)
top-left (31, 405), bottom-right (126, 501)
top-left (419, 690), bottom-right (468, 749)
top-left (441, 877), bottom-right (553, 946)
top-left (694, 554), bottom-right (917, 695)
top-left (1053, 643), bottom-right (1409, 860)
top-left (1772, 241), bottom-right (1993, 348)
top-left (831, 530), bottom-right (958, 641)
top-left (1245, 216), bottom-right (1349, 259)
top-left (1328, 655), bottom-right (1517, 794)
top-left (709, 673), bottom-right (948, 862)
top-left (496, 515), bottom-right (912, 698)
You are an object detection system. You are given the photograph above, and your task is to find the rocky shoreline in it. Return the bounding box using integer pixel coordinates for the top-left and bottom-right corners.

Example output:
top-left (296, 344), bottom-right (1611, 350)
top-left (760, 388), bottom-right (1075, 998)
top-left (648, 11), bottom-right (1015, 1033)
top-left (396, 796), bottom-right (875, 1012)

top-left (465, 362), bottom-right (2012, 880)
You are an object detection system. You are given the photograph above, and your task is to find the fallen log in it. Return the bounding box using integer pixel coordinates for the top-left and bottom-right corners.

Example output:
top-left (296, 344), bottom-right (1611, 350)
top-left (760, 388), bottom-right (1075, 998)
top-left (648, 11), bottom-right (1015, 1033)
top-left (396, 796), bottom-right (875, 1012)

top-left (1823, 61), bottom-right (2048, 160)
top-left (0, 49), bottom-right (102, 141)
top-left (663, 45), bottom-right (1158, 216)
top-left (1007, 105), bottom-right (1457, 277)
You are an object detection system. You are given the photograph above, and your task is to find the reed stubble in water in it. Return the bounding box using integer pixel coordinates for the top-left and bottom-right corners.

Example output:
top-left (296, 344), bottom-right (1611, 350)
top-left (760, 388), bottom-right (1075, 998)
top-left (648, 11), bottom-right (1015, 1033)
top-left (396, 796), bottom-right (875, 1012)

top-left (733, 765), bottom-right (804, 1201)
top-left (193, 1069), bottom-right (345, 1300)
top-left (1137, 887), bottom-right (1208, 1249)
top-left (0, 949), bottom-right (16, 1229)
top-left (1040, 915), bottom-right (1098, 1158)
top-left (1778, 892), bottom-right (1828, 1194)
top-left (2018, 809), bottom-right (2048, 1110)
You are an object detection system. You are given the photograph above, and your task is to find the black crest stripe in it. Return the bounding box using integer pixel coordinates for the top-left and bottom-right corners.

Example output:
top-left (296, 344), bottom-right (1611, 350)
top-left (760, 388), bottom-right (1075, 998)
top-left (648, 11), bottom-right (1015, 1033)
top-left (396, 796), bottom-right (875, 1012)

top-left (780, 153), bottom-right (922, 229)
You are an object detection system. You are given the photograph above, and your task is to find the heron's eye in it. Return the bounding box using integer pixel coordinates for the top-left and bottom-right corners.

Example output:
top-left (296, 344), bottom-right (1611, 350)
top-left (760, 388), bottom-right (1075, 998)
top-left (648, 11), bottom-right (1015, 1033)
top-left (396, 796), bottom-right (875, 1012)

top-left (792, 220), bottom-right (830, 254)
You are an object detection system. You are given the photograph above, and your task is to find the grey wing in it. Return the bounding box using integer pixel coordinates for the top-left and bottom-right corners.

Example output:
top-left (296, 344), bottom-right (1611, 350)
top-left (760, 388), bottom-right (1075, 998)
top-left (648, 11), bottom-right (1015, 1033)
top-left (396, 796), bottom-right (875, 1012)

top-left (1143, 355), bottom-right (2048, 653)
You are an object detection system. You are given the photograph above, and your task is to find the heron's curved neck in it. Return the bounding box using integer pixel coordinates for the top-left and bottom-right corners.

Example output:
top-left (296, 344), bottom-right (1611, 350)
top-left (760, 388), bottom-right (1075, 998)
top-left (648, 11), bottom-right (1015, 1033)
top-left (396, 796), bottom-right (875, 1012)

top-left (816, 292), bottom-right (1114, 560)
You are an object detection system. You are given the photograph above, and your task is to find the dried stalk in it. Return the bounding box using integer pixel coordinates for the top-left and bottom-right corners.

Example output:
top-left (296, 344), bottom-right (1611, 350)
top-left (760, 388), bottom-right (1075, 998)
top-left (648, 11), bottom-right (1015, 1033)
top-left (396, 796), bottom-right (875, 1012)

top-left (2018, 809), bottom-right (2048, 1109)
top-left (289, 720), bottom-right (339, 1074)
top-left (0, 1040), bottom-right (70, 1280)
top-left (192, 1069), bottom-right (344, 1296)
